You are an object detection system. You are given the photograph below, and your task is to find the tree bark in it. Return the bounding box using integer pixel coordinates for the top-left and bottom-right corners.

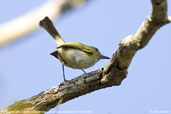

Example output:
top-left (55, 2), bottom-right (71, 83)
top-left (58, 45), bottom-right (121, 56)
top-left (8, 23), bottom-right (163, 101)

top-left (0, 0), bottom-right (170, 114)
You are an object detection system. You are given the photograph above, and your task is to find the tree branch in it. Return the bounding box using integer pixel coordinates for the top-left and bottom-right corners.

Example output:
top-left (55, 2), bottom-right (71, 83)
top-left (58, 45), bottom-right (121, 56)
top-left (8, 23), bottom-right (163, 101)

top-left (168, 16), bottom-right (171, 22)
top-left (0, 0), bottom-right (88, 46)
top-left (0, 0), bottom-right (170, 114)
top-left (102, 0), bottom-right (169, 83)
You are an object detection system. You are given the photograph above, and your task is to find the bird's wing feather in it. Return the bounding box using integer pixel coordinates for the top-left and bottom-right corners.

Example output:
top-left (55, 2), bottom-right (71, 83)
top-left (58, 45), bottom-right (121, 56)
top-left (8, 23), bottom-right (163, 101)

top-left (58, 42), bottom-right (93, 54)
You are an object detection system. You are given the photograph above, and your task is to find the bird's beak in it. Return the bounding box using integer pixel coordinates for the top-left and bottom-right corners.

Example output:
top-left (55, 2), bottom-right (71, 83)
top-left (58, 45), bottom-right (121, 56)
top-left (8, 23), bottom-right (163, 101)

top-left (100, 55), bottom-right (110, 59)
top-left (50, 51), bottom-right (58, 58)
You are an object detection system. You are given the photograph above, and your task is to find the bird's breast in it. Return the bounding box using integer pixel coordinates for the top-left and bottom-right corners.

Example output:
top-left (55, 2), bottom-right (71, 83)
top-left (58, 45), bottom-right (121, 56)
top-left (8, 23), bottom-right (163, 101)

top-left (57, 48), bottom-right (97, 69)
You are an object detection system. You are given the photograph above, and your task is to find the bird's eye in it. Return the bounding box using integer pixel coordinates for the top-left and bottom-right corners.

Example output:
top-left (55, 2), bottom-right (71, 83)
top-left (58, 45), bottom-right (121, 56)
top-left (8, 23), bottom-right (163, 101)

top-left (93, 47), bottom-right (98, 51)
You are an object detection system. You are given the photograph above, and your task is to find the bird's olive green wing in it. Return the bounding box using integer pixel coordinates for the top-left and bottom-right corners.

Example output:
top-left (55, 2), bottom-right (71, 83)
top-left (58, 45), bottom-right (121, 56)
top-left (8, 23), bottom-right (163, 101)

top-left (58, 42), bottom-right (93, 54)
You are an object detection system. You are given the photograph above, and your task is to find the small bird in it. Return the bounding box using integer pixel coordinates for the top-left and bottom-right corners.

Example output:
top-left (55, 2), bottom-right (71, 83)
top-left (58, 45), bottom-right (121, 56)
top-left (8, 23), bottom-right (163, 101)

top-left (39, 16), bottom-right (110, 81)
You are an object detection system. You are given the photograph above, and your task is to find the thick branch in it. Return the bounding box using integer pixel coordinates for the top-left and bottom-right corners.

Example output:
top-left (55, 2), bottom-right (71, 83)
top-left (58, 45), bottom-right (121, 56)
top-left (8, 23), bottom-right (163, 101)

top-left (0, 0), bottom-right (88, 46)
top-left (0, 0), bottom-right (170, 114)
top-left (102, 0), bottom-right (169, 83)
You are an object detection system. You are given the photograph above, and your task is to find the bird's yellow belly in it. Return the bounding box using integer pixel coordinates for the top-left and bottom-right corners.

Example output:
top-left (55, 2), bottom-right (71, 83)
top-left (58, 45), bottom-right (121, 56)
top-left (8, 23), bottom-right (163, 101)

top-left (58, 48), bottom-right (96, 69)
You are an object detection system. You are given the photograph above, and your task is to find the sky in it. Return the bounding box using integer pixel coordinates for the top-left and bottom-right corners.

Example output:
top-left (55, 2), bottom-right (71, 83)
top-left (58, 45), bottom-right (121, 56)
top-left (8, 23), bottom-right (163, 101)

top-left (0, 0), bottom-right (171, 114)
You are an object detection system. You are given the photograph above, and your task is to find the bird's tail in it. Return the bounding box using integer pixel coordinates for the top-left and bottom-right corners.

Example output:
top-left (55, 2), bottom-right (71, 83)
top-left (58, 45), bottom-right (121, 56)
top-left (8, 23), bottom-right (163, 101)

top-left (39, 16), bottom-right (64, 46)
